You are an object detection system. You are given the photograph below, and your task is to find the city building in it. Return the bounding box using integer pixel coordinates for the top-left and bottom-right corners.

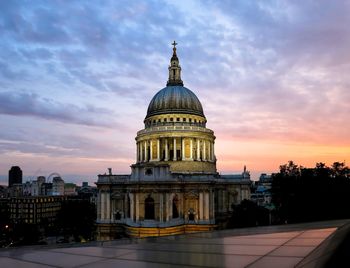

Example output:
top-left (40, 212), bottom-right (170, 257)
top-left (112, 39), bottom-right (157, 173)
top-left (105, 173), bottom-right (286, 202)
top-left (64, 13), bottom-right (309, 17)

top-left (0, 185), bottom-right (7, 198)
top-left (22, 175), bottom-right (73, 197)
top-left (8, 166), bottom-right (22, 187)
top-left (96, 43), bottom-right (251, 240)
top-left (23, 176), bottom-right (46, 197)
top-left (64, 183), bottom-right (77, 196)
top-left (8, 196), bottom-right (67, 225)
top-left (52, 176), bottom-right (64, 196)
top-left (8, 184), bottom-right (23, 198)
top-left (251, 173), bottom-right (273, 207)
top-left (76, 182), bottom-right (98, 204)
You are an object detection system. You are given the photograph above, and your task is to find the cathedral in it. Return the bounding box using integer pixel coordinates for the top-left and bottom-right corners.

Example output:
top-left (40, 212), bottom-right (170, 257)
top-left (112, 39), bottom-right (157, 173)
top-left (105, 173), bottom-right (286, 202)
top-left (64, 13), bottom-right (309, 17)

top-left (96, 42), bottom-right (251, 239)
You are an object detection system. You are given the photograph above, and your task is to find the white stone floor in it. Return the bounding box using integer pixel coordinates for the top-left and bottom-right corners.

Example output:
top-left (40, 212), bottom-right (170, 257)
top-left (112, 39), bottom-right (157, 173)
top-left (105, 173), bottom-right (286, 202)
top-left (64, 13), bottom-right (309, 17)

top-left (0, 220), bottom-right (348, 268)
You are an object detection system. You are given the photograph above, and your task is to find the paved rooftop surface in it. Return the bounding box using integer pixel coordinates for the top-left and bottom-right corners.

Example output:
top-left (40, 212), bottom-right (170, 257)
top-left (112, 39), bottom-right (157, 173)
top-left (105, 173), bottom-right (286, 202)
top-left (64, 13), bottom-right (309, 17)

top-left (1, 219), bottom-right (349, 268)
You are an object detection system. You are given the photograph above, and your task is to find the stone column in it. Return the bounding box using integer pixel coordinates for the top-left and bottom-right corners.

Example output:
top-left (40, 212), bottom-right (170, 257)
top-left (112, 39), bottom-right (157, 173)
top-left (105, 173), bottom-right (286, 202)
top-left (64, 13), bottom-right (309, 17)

top-left (144, 141), bottom-right (148, 162)
top-left (137, 142), bottom-right (142, 162)
top-left (139, 143), bottom-right (141, 162)
top-left (106, 192), bottom-right (110, 221)
top-left (150, 140), bottom-right (153, 161)
top-left (197, 139), bottom-right (200, 160)
top-left (135, 193), bottom-right (139, 221)
top-left (136, 142), bottom-right (138, 162)
top-left (212, 141), bottom-right (215, 161)
top-left (137, 142), bottom-right (140, 162)
top-left (209, 191), bottom-right (214, 219)
top-left (111, 198), bottom-right (115, 221)
top-left (170, 194), bottom-right (174, 219)
top-left (204, 192), bottom-right (209, 220)
top-left (159, 193), bottom-right (163, 222)
top-left (182, 138), bottom-right (185, 160)
top-left (157, 139), bottom-right (160, 161)
top-left (199, 192), bottom-right (203, 220)
top-left (208, 141), bottom-right (211, 161)
top-left (165, 139), bottom-right (169, 161)
top-left (139, 142), bottom-right (142, 162)
top-left (173, 138), bottom-right (177, 161)
top-left (190, 139), bottom-right (193, 160)
top-left (97, 191), bottom-right (101, 220)
top-left (203, 140), bottom-right (207, 161)
top-left (165, 193), bottom-right (170, 221)
top-left (124, 194), bottom-right (128, 219)
top-left (101, 191), bottom-right (105, 220)
top-left (129, 193), bottom-right (134, 221)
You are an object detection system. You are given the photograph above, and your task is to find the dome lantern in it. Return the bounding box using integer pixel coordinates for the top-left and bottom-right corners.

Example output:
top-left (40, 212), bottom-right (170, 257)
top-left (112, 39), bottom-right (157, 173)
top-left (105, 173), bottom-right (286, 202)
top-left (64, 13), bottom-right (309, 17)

top-left (167, 41), bottom-right (183, 87)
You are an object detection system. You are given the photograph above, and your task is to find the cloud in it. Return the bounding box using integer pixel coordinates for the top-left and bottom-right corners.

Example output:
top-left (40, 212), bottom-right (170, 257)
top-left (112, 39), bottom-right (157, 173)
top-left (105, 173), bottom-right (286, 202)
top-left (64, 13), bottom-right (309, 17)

top-left (0, 61), bottom-right (27, 80)
top-left (0, 91), bottom-right (116, 127)
top-left (19, 48), bottom-right (53, 60)
top-left (0, 0), bottom-right (349, 178)
top-left (0, 115), bottom-right (135, 160)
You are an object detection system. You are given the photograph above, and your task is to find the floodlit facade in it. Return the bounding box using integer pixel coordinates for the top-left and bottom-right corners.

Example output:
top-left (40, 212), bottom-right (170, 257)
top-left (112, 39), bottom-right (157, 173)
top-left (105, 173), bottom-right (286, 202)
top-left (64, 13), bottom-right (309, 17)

top-left (96, 43), bottom-right (251, 239)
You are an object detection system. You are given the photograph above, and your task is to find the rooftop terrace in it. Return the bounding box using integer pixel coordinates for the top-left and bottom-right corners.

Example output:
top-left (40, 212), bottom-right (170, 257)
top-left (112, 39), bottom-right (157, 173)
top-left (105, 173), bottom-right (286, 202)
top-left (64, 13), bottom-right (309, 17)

top-left (1, 219), bottom-right (349, 267)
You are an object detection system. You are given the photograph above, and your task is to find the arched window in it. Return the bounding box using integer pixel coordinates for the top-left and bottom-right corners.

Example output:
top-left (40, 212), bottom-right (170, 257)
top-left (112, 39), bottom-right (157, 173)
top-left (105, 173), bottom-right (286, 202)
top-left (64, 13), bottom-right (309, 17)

top-left (172, 195), bottom-right (179, 218)
top-left (145, 168), bottom-right (153, 176)
top-left (144, 196), bottom-right (155, 220)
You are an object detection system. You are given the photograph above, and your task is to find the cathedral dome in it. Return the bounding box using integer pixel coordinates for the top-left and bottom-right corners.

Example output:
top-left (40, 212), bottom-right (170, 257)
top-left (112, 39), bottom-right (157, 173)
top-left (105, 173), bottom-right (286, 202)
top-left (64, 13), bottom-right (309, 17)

top-left (146, 85), bottom-right (204, 119)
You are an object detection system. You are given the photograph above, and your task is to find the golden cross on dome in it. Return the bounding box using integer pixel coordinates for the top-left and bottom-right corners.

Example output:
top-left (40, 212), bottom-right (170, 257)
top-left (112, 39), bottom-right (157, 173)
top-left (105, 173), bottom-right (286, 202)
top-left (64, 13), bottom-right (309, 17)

top-left (172, 40), bottom-right (178, 48)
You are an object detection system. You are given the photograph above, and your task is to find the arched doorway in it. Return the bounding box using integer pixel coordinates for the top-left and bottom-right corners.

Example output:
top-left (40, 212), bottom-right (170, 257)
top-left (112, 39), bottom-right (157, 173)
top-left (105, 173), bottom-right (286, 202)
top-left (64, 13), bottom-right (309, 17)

top-left (144, 196), bottom-right (155, 220)
top-left (188, 208), bottom-right (195, 221)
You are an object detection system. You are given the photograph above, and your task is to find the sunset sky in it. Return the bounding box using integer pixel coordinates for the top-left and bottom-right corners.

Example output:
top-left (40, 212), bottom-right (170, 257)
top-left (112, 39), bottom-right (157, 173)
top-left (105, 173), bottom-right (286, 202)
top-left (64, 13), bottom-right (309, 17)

top-left (0, 0), bottom-right (349, 184)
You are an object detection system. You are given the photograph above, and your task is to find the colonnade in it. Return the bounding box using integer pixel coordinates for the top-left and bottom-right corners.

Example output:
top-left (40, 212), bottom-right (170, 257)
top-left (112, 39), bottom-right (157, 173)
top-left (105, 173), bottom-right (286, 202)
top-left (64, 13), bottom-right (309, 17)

top-left (136, 137), bottom-right (215, 163)
top-left (97, 191), bottom-right (214, 223)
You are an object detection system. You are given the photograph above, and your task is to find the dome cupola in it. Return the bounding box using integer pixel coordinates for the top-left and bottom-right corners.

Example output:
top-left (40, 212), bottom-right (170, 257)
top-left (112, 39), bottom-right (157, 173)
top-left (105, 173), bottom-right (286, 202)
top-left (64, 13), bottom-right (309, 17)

top-left (145, 41), bottom-right (205, 120)
top-left (146, 86), bottom-right (204, 118)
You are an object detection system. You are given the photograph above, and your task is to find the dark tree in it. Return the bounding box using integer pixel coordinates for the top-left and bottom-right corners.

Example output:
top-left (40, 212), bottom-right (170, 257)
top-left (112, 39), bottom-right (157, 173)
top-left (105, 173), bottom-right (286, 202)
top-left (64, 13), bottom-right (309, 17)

top-left (229, 199), bottom-right (269, 228)
top-left (271, 161), bottom-right (350, 224)
top-left (55, 200), bottom-right (96, 242)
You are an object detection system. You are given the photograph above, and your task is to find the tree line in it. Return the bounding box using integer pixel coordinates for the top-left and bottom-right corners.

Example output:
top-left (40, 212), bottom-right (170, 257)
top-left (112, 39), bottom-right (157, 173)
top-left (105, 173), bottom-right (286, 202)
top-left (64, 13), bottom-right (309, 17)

top-left (229, 161), bottom-right (349, 227)
top-left (272, 161), bottom-right (350, 224)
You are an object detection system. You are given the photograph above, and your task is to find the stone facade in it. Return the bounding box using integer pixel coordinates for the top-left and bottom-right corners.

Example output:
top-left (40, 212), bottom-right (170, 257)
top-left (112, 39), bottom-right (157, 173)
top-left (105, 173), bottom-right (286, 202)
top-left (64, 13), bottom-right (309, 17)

top-left (96, 43), bottom-right (251, 239)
